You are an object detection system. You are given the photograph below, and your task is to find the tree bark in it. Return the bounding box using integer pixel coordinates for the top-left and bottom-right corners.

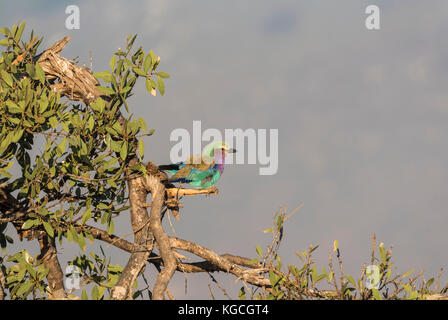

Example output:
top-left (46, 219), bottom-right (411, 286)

top-left (0, 265), bottom-right (5, 300)
top-left (110, 174), bottom-right (154, 299)
top-left (37, 237), bottom-right (68, 300)
top-left (144, 163), bottom-right (176, 300)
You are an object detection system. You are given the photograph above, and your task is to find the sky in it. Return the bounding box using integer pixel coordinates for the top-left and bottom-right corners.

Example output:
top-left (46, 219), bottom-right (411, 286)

top-left (1, 0), bottom-right (448, 299)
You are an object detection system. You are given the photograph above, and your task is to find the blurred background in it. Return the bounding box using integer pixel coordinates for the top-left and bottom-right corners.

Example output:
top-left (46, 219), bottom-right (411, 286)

top-left (1, 0), bottom-right (448, 299)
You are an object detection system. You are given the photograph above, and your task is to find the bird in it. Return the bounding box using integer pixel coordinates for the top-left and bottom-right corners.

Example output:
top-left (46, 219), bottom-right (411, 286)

top-left (158, 141), bottom-right (236, 189)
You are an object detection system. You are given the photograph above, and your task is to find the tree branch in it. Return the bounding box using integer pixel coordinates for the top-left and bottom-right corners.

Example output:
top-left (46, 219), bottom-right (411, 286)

top-left (37, 236), bottom-right (68, 300)
top-left (110, 170), bottom-right (154, 300)
top-left (0, 264), bottom-right (5, 300)
top-left (169, 237), bottom-right (270, 287)
top-left (75, 222), bottom-right (270, 288)
top-left (144, 162), bottom-right (176, 300)
top-left (36, 37), bottom-right (105, 104)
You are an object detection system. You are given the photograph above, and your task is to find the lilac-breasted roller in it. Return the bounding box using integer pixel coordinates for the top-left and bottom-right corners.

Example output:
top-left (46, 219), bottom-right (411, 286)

top-left (158, 142), bottom-right (236, 189)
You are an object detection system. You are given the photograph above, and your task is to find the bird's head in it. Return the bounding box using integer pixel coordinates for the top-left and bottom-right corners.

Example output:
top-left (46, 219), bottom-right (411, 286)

top-left (204, 141), bottom-right (237, 158)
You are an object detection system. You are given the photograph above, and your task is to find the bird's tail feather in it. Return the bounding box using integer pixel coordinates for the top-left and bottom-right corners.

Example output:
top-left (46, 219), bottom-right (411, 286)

top-left (169, 178), bottom-right (192, 183)
top-left (158, 164), bottom-right (181, 171)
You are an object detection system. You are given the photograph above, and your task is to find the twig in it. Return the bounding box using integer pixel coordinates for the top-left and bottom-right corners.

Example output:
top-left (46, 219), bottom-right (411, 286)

top-left (208, 273), bottom-right (232, 300)
top-left (208, 284), bottom-right (215, 300)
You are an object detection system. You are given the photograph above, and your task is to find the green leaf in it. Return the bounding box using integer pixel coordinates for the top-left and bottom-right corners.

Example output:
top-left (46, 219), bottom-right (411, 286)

top-left (372, 288), bottom-right (382, 300)
top-left (402, 284), bottom-right (412, 293)
top-left (107, 219), bottom-right (114, 235)
top-left (157, 76), bottom-right (165, 96)
top-left (93, 71), bottom-right (113, 83)
top-left (132, 67), bottom-right (147, 77)
top-left (314, 274), bottom-right (326, 283)
top-left (1, 70), bottom-right (13, 87)
top-left (87, 116), bottom-right (94, 131)
top-left (138, 139), bottom-right (144, 158)
top-left (402, 269), bottom-right (414, 278)
top-left (269, 270), bottom-right (280, 286)
top-left (22, 219), bottom-right (35, 230)
top-left (120, 142), bottom-right (127, 161)
top-left (110, 55), bottom-right (116, 71)
top-left (148, 50), bottom-right (156, 64)
top-left (15, 21), bottom-right (26, 43)
top-left (78, 232), bottom-right (86, 251)
top-left (57, 138), bottom-right (67, 155)
top-left (81, 209), bottom-right (92, 225)
top-left (263, 227), bottom-right (275, 234)
top-left (35, 62), bottom-right (45, 84)
top-left (379, 244), bottom-right (387, 265)
top-left (112, 121), bottom-right (122, 134)
top-left (69, 225), bottom-right (78, 242)
top-left (145, 78), bottom-right (152, 95)
top-left (39, 99), bottom-right (49, 113)
top-left (81, 289), bottom-right (88, 300)
top-left (42, 221), bottom-right (54, 238)
top-left (90, 97), bottom-right (105, 113)
top-left (256, 245), bottom-right (262, 258)
top-left (66, 229), bottom-right (73, 243)
top-left (97, 286), bottom-right (105, 300)
top-left (137, 116), bottom-right (147, 132)
top-left (49, 116), bottom-right (58, 128)
top-left (143, 54), bottom-right (152, 73)
top-left (157, 71), bottom-right (170, 78)
top-left (6, 100), bottom-right (22, 114)
top-left (16, 281), bottom-right (33, 297)
top-left (311, 265), bottom-right (318, 281)
top-left (0, 39), bottom-right (10, 46)
top-left (97, 86), bottom-right (115, 95)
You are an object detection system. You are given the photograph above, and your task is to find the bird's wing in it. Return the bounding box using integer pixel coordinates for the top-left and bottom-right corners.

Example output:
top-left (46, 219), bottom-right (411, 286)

top-left (172, 158), bottom-right (215, 180)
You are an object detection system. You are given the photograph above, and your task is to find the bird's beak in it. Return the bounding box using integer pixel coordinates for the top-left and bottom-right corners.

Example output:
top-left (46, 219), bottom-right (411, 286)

top-left (227, 148), bottom-right (237, 153)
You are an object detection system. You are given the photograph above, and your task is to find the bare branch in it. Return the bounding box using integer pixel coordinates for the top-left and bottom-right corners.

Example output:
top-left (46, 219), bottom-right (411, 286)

top-left (36, 37), bottom-right (105, 104)
top-left (169, 237), bottom-right (270, 287)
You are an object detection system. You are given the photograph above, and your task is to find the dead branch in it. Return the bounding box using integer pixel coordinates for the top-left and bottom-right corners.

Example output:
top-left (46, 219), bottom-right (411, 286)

top-left (36, 37), bottom-right (105, 104)
top-left (169, 237), bottom-right (270, 287)
top-left (165, 187), bottom-right (218, 198)
top-left (164, 186), bottom-right (218, 220)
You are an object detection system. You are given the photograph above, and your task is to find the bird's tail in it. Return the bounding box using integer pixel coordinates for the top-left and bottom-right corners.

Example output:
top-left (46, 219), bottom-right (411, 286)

top-left (158, 164), bottom-right (181, 171)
